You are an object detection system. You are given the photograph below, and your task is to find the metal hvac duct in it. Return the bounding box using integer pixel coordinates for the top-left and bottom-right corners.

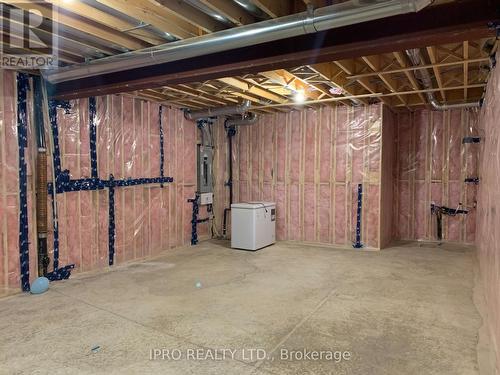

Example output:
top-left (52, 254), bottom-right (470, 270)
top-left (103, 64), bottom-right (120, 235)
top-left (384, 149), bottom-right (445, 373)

top-left (45, 0), bottom-right (433, 84)
top-left (405, 49), bottom-right (481, 110)
top-left (225, 112), bottom-right (258, 126)
top-left (184, 0), bottom-right (234, 26)
top-left (184, 100), bottom-right (251, 120)
top-left (232, 0), bottom-right (270, 20)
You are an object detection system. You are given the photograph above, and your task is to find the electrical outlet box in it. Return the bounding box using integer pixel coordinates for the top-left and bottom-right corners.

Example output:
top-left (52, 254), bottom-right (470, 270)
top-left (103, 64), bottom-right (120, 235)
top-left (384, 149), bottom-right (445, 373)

top-left (200, 193), bottom-right (213, 205)
top-left (197, 145), bottom-right (213, 193)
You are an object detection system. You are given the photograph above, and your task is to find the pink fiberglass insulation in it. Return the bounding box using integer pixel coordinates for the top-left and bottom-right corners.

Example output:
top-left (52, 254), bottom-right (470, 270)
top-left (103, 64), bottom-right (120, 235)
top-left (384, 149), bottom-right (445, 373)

top-left (392, 108), bottom-right (479, 243)
top-left (476, 51), bottom-right (500, 373)
top-left (203, 117), bottom-right (227, 240)
top-left (0, 71), bottom-right (38, 296)
top-left (379, 106), bottom-right (395, 248)
top-left (50, 97), bottom-right (196, 272)
top-left (231, 104), bottom-right (384, 249)
top-left (0, 71), bottom-right (197, 294)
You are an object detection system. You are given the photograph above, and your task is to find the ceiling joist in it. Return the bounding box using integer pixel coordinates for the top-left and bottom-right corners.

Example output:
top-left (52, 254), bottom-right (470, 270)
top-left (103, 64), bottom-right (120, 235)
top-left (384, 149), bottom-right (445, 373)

top-left (1, 0), bottom-right (492, 110)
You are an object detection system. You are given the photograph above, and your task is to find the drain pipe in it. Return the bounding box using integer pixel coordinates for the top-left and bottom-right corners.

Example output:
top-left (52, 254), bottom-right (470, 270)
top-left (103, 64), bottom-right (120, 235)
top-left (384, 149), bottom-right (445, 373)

top-left (405, 49), bottom-right (481, 109)
top-left (33, 76), bottom-right (50, 276)
top-left (45, 0), bottom-right (433, 84)
top-left (222, 112), bottom-right (259, 237)
top-left (184, 100), bottom-right (251, 120)
top-left (222, 127), bottom-right (234, 238)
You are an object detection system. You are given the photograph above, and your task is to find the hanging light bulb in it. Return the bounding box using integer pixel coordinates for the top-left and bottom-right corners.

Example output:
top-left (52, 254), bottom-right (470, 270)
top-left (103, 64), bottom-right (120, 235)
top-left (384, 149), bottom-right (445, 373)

top-left (294, 90), bottom-right (305, 103)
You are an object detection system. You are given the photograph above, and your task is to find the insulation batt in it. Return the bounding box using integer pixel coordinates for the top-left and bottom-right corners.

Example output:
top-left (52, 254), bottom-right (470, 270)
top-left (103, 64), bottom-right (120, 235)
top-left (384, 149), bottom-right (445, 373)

top-left (476, 51), bottom-right (500, 373)
top-left (0, 71), bottom-right (37, 295)
top-left (389, 107), bottom-right (479, 243)
top-left (0, 68), bottom-right (486, 299)
top-left (46, 96), bottom-right (196, 272)
top-left (0, 70), bottom-right (197, 296)
top-left (228, 105), bottom-right (384, 249)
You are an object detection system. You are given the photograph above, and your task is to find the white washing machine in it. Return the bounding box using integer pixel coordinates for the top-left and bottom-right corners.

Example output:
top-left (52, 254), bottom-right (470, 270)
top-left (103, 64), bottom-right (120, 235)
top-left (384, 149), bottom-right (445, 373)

top-left (231, 202), bottom-right (276, 251)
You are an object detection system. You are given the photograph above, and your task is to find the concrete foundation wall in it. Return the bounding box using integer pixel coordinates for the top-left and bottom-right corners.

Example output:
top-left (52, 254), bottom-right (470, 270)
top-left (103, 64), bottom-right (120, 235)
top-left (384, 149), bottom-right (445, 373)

top-left (477, 53), bottom-right (500, 373)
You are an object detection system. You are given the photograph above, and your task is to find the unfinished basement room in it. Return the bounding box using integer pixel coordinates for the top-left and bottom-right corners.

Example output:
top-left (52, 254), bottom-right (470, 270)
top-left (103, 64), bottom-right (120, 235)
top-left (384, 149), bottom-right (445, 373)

top-left (1, 0), bottom-right (500, 374)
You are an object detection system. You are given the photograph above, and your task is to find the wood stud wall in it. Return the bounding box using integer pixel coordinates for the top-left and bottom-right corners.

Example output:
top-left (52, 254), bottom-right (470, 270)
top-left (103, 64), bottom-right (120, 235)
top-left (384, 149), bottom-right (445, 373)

top-left (391, 108), bottom-right (479, 243)
top-left (0, 70), bottom-right (199, 295)
top-left (0, 68), bottom-right (487, 297)
top-left (222, 105), bottom-right (384, 249)
top-left (475, 51), bottom-right (500, 365)
top-left (0, 71), bottom-right (38, 296)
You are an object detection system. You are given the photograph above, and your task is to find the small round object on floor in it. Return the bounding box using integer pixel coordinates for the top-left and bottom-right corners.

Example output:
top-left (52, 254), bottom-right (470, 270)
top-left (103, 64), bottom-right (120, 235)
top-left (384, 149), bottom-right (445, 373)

top-left (30, 277), bottom-right (49, 295)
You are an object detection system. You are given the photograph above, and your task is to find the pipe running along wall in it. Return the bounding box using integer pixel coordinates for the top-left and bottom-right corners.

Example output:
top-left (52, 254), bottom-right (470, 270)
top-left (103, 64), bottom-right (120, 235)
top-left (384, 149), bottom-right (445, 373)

top-left (222, 112), bottom-right (259, 237)
top-left (388, 108), bottom-right (479, 243)
top-left (405, 49), bottom-right (481, 110)
top-left (184, 101), bottom-right (251, 120)
top-left (44, 0), bottom-right (433, 84)
top-left (225, 112), bottom-right (258, 127)
top-left (32, 76), bottom-right (50, 277)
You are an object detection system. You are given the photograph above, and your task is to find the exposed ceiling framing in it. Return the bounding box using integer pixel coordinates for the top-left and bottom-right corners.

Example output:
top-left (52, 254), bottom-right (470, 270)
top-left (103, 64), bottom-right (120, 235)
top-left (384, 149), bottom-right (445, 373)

top-left (1, 0), bottom-right (498, 111)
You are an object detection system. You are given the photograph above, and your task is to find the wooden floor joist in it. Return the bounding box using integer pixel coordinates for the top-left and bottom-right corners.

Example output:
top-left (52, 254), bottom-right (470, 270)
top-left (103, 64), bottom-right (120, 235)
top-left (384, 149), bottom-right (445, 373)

top-left (0, 0), bottom-right (492, 110)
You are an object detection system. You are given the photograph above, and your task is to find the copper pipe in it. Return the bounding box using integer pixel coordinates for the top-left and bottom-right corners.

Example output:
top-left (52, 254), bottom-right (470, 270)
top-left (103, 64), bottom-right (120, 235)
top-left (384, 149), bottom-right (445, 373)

top-left (33, 76), bottom-right (50, 276)
top-left (36, 149), bottom-right (48, 235)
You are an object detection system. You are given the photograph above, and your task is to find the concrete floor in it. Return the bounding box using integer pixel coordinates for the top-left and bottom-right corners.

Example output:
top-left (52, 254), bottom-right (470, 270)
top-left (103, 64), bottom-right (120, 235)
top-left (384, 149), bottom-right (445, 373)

top-left (0, 240), bottom-right (486, 374)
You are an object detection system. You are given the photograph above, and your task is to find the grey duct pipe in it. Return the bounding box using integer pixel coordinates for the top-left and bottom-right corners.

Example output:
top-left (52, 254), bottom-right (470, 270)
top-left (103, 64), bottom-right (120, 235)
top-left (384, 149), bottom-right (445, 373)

top-left (185, 0), bottom-right (233, 26)
top-left (184, 100), bottom-right (251, 120)
top-left (45, 0), bottom-right (433, 84)
top-left (405, 49), bottom-right (481, 109)
top-left (225, 112), bottom-right (258, 126)
top-left (233, 0), bottom-right (270, 19)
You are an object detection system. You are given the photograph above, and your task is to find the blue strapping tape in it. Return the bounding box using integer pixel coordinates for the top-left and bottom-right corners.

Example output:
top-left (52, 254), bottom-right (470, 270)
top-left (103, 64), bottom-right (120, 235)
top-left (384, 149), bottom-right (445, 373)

top-left (108, 175), bottom-right (115, 266)
top-left (17, 73), bottom-right (30, 292)
top-left (89, 97), bottom-right (98, 179)
top-left (159, 105), bottom-right (165, 187)
top-left (46, 98), bottom-right (174, 277)
top-left (353, 184), bottom-right (363, 249)
top-left (188, 193), bottom-right (200, 245)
